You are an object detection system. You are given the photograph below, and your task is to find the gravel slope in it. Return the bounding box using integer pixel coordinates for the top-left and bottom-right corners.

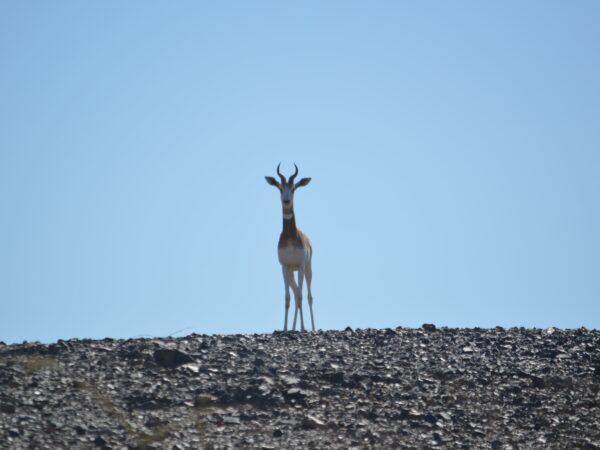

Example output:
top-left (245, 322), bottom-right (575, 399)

top-left (1, 326), bottom-right (599, 449)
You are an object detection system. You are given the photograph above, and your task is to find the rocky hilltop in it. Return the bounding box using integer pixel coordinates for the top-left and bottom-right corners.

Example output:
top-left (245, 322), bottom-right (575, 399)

top-left (1, 326), bottom-right (599, 449)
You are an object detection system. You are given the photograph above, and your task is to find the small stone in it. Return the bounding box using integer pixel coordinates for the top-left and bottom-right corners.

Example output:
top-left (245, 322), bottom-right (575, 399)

top-left (180, 363), bottom-right (200, 373)
top-left (223, 416), bottom-right (241, 425)
top-left (273, 428), bottom-right (283, 437)
top-left (422, 323), bottom-right (437, 332)
top-left (280, 375), bottom-right (300, 386)
top-left (302, 415), bottom-right (326, 429)
top-left (439, 412), bottom-right (452, 421)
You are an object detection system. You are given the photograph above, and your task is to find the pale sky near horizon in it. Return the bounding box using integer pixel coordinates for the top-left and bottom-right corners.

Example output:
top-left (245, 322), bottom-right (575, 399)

top-left (1, 2), bottom-right (599, 344)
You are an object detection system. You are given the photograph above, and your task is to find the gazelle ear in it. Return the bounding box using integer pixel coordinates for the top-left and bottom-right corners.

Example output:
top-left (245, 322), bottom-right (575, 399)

top-left (265, 176), bottom-right (281, 189)
top-left (294, 177), bottom-right (311, 189)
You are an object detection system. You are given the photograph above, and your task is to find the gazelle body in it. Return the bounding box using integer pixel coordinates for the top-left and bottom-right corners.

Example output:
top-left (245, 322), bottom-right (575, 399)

top-left (266, 164), bottom-right (315, 332)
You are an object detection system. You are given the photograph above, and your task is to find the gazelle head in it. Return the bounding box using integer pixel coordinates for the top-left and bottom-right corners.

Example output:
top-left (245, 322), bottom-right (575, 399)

top-left (265, 163), bottom-right (311, 215)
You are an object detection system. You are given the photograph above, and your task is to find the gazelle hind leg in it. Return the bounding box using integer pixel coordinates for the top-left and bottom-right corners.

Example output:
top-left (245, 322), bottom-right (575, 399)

top-left (288, 268), bottom-right (300, 331)
top-left (305, 259), bottom-right (315, 331)
top-left (282, 266), bottom-right (291, 331)
top-left (297, 266), bottom-right (306, 332)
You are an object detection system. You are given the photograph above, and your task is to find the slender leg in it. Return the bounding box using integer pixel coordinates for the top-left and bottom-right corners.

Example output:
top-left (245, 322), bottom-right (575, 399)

top-left (292, 305), bottom-right (298, 331)
top-left (282, 266), bottom-right (291, 331)
top-left (305, 259), bottom-right (315, 331)
top-left (289, 268), bottom-right (300, 331)
top-left (297, 265), bottom-right (306, 332)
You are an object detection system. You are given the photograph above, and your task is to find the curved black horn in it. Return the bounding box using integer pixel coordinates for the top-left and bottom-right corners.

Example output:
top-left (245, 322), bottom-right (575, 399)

top-left (289, 163), bottom-right (299, 184)
top-left (276, 163), bottom-right (286, 184)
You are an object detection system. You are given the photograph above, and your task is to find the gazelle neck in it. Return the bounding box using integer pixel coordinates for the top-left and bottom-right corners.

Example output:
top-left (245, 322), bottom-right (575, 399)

top-left (282, 207), bottom-right (297, 236)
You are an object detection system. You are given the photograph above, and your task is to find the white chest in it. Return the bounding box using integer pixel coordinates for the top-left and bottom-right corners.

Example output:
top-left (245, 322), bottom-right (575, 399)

top-left (278, 245), bottom-right (308, 269)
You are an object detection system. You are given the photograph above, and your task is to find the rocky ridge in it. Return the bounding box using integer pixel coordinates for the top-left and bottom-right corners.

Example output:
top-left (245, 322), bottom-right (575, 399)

top-left (1, 326), bottom-right (599, 449)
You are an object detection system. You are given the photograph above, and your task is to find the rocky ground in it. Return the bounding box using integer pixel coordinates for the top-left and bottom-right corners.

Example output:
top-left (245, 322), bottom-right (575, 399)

top-left (1, 326), bottom-right (599, 449)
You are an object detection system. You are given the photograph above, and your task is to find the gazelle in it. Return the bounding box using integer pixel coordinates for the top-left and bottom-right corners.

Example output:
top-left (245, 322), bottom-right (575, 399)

top-left (265, 163), bottom-right (315, 332)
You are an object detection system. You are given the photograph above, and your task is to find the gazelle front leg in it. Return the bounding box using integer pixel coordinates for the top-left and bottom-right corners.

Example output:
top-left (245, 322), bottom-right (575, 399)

top-left (289, 268), bottom-right (299, 331)
top-left (292, 266), bottom-right (306, 332)
top-left (282, 266), bottom-right (291, 331)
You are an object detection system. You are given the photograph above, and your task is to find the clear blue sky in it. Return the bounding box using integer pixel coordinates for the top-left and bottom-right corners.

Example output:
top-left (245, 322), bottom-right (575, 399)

top-left (1, 2), bottom-right (599, 343)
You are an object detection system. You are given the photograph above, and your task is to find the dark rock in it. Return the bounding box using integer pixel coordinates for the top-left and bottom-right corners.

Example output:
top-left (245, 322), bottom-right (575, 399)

top-left (144, 415), bottom-right (163, 428)
top-left (153, 348), bottom-right (193, 368)
top-left (125, 393), bottom-right (173, 410)
top-left (423, 413), bottom-right (437, 424)
top-left (324, 371), bottom-right (346, 385)
top-left (0, 403), bottom-right (16, 414)
top-left (422, 323), bottom-right (437, 332)
top-left (273, 428), bottom-right (283, 437)
top-left (93, 436), bottom-right (107, 446)
top-left (531, 376), bottom-right (546, 388)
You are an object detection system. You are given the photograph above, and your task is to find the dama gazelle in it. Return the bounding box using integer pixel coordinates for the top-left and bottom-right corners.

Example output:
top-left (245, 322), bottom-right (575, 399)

top-left (265, 163), bottom-right (315, 332)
